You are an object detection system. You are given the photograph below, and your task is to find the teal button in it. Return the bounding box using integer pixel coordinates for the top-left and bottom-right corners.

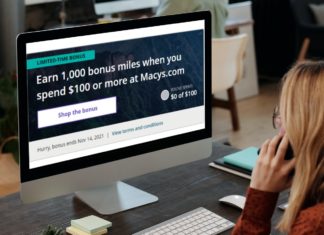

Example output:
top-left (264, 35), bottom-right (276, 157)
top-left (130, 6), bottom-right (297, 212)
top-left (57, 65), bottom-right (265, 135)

top-left (27, 50), bottom-right (95, 70)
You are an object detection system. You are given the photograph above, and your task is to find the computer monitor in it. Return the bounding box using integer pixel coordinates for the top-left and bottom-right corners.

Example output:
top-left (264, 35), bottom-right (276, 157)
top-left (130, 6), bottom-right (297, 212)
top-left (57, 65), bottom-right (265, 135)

top-left (94, 0), bottom-right (160, 16)
top-left (17, 12), bottom-right (211, 214)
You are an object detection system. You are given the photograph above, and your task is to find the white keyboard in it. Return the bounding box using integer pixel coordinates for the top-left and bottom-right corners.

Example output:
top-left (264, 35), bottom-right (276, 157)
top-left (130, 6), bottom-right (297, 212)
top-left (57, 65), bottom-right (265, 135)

top-left (133, 207), bottom-right (235, 235)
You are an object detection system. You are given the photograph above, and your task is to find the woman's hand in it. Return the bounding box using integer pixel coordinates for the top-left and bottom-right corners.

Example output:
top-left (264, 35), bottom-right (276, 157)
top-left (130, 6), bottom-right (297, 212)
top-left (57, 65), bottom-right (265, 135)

top-left (250, 134), bottom-right (296, 193)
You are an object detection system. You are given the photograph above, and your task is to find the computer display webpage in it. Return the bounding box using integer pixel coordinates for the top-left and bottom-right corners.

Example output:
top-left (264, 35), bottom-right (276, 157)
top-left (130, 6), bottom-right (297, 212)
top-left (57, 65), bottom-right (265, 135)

top-left (26, 20), bottom-right (206, 169)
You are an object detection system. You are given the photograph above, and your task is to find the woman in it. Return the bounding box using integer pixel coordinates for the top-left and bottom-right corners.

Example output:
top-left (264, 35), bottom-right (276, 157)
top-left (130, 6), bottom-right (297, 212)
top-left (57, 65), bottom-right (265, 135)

top-left (232, 61), bottom-right (324, 234)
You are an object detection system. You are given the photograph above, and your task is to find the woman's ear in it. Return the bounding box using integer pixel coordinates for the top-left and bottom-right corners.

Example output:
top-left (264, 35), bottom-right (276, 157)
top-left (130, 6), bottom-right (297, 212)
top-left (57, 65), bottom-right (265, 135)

top-left (279, 127), bottom-right (286, 135)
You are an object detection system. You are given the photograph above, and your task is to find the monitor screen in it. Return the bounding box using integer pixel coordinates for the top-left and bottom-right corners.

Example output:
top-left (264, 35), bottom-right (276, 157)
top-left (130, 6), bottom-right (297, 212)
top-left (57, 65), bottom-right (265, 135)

top-left (17, 12), bottom-right (211, 205)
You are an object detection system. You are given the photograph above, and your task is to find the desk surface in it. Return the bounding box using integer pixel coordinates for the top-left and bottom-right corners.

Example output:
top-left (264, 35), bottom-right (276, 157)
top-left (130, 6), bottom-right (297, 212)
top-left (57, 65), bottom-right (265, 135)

top-left (0, 143), bottom-right (288, 234)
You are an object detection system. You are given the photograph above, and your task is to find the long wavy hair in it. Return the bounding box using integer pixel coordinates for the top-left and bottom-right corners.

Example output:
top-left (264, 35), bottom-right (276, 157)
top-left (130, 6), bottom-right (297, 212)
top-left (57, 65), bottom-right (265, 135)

top-left (277, 61), bottom-right (324, 232)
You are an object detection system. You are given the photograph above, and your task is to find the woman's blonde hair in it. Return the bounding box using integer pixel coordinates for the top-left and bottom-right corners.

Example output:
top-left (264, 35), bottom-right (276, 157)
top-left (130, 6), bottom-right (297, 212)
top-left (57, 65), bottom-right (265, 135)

top-left (277, 61), bottom-right (324, 232)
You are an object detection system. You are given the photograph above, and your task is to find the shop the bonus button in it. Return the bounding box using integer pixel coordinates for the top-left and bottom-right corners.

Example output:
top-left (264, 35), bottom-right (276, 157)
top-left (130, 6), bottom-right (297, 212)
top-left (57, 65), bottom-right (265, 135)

top-left (37, 97), bottom-right (117, 128)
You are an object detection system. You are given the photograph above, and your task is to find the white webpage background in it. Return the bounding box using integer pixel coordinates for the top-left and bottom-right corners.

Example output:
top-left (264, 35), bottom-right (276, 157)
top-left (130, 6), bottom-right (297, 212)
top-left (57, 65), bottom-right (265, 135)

top-left (29, 107), bottom-right (205, 168)
top-left (26, 20), bottom-right (205, 54)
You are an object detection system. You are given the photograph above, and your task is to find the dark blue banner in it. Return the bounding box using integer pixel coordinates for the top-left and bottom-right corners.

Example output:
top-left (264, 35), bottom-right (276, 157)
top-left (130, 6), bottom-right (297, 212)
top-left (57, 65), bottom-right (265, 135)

top-left (27, 30), bottom-right (204, 141)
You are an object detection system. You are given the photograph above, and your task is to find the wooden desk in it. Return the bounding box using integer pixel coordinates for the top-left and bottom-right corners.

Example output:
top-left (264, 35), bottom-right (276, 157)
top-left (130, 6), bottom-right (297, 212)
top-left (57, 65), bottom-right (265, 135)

top-left (0, 143), bottom-right (288, 234)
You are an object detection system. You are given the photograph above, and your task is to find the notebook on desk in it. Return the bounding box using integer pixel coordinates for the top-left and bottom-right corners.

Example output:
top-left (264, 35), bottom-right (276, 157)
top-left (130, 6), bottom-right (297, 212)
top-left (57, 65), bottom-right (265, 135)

top-left (209, 147), bottom-right (259, 179)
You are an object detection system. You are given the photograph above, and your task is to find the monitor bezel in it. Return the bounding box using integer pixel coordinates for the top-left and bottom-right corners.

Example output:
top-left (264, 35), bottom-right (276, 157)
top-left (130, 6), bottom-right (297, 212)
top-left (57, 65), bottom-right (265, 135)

top-left (17, 11), bottom-right (212, 182)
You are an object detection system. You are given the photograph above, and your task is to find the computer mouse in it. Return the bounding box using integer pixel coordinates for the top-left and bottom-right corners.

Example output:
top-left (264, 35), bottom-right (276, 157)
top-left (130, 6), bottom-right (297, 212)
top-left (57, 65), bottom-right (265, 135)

top-left (219, 195), bottom-right (246, 210)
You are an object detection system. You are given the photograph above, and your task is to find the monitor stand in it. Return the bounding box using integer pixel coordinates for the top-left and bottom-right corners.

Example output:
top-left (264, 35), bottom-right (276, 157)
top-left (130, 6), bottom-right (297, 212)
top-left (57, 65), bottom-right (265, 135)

top-left (75, 181), bottom-right (158, 215)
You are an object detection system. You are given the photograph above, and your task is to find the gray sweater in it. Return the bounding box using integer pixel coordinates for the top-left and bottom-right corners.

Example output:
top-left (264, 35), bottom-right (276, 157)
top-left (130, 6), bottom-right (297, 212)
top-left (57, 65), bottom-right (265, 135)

top-left (156, 0), bottom-right (229, 38)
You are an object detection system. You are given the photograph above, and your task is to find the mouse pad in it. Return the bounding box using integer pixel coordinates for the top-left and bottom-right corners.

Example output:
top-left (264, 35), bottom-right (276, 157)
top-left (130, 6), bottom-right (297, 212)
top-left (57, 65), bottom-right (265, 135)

top-left (223, 147), bottom-right (258, 171)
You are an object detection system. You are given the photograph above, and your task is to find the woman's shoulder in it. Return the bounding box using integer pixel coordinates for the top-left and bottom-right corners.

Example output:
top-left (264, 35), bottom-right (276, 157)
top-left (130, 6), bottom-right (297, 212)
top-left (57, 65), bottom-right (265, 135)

top-left (298, 203), bottom-right (324, 219)
top-left (290, 203), bottom-right (324, 234)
